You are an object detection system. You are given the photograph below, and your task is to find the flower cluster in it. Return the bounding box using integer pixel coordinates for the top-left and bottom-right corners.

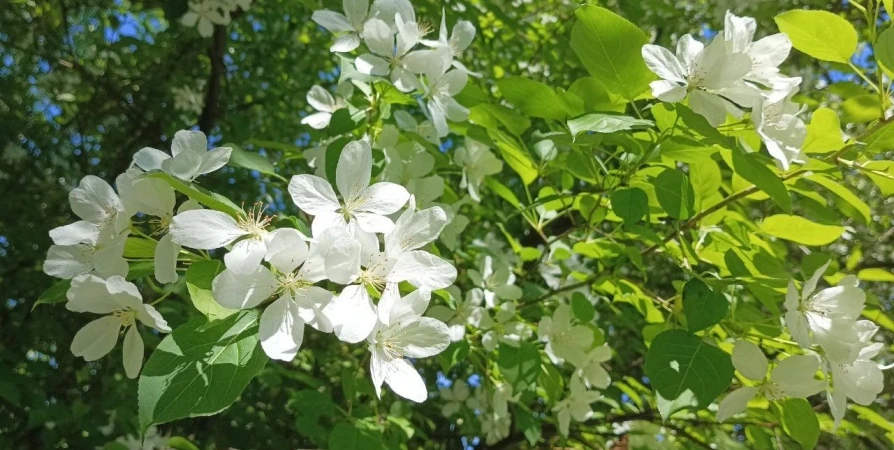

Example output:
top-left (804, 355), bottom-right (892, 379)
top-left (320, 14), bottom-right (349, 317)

top-left (643, 11), bottom-right (807, 169)
top-left (312, 0), bottom-right (475, 137)
top-left (181, 0), bottom-right (252, 37)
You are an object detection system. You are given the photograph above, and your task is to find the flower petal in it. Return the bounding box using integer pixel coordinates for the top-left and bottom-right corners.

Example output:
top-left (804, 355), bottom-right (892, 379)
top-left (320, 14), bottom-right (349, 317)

top-left (391, 317), bottom-right (450, 358)
top-left (171, 130), bottom-right (207, 157)
top-left (312, 10), bottom-right (353, 33)
top-left (642, 44), bottom-right (687, 83)
top-left (70, 175), bottom-right (123, 224)
top-left (133, 147), bottom-right (171, 171)
top-left (264, 228), bottom-right (309, 273)
top-left (260, 294), bottom-right (306, 361)
top-left (170, 209), bottom-right (246, 249)
top-left (383, 356), bottom-right (429, 402)
top-left (123, 325), bottom-right (144, 379)
top-left (154, 233), bottom-right (181, 284)
top-left (197, 146), bottom-right (233, 176)
top-left (71, 316), bottom-right (121, 361)
top-left (66, 274), bottom-right (120, 314)
top-left (288, 174), bottom-right (340, 216)
top-left (225, 238), bottom-right (268, 275)
top-left (716, 386), bottom-right (758, 422)
top-left (212, 267), bottom-right (278, 309)
top-left (389, 250), bottom-right (457, 290)
top-left (325, 237), bottom-right (362, 284)
top-left (336, 140), bottom-right (373, 203)
top-left (329, 284), bottom-right (378, 343)
top-left (50, 221), bottom-right (100, 246)
top-left (731, 340), bottom-right (768, 381)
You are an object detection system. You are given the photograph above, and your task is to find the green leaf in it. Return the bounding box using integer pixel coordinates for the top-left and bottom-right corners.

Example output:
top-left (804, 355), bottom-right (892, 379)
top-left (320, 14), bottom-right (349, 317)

top-left (571, 292), bottom-right (595, 322)
top-left (862, 121), bottom-right (894, 152)
top-left (842, 94), bottom-right (883, 123)
top-left (568, 77), bottom-right (627, 112)
top-left (775, 10), bottom-right (857, 63)
top-left (877, 28), bottom-right (894, 72)
top-left (857, 268), bottom-right (894, 282)
top-left (864, 161), bottom-right (894, 194)
top-left (327, 108), bottom-right (360, 135)
top-left (731, 151), bottom-right (792, 213)
top-left (806, 174), bottom-right (871, 224)
top-left (497, 77), bottom-right (569, 121)
top-left (537, 363), bottom-right (565, 405)
top-left (571, 5), bottom-right (652, 99)
top-left (469, 103), bottom-right (531, 136)
top-left (682, 279), bottom-right (728, 332)
top-left (167, 437), bottom-right (200, 450)
top-left (610, 187), bottom-right (649, 224)
top-left (777, 398), bottom-right (820, 450)
top-left (759, 214), bottom-right (844, 246)
top-left (328, 423), bottom-right (384, 450)
top-left (226, 143), bottom-right (277, 176)
top-left (32, 278), bottom-right (72, 310)
top-left (185, 260), bottom-right (238, 321)
top-left (488, 129), bottom-right (538, 185)
top-left (484, 178), bottom-right (521, 208)
top-left (138, 310), bottom-right (267, 432)
top-left (653, 169), bottom-right (695, 220)
top-left (124, 237), bottom-right (157, 259)
top-left (659, 137), bottom-right (719, 164)
top-left (145, 171), bottom-right (244, 218)
top-left (644, 330), bottom-right (734, 409)
top-left (567, 113), bottom-right (652, 138)
top-left (802, 108), bottom-right (845, 154)
top-left (324, 137), bottom-right (350, 183)
top-left (498, 341), bottom-right (541, 390)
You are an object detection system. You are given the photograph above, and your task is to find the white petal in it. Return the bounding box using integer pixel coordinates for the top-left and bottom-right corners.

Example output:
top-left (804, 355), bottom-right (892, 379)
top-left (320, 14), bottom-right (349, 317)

top-left (123, 325), bottom-right (144, 379)
top-left (224, 238), bottom-right (268, 274)
top-left (811, 278), bottom-right (865, 319)
top-left (362, 18), bottom-right (394, 57)
top-left (749, 34), bottom-right (792, 72)
top-left (355, 53), bottom-right (391, 76)
top-left (384, 356), bottom-right (429, 402)
top-left (331, 33), bottom-right (361, 52)
top-left (66, 274), bottom-right (119, 313)
top-left (154, 233), bottom-right (180, 284)
top-left (170, 209), bottom-right (245, 249)
top-left (641, 45), bottom-right (687, 83)
top-left (336, 140), bottom-right (373, 203)
top-left (264, 228), bottom-right (309, 273)
top-left (260, 294), bottom-right (306, 361)
top-left (197, 146), bottom-right (233, 176)
top-left (295, 286), bottom-right (336, 332)
top-left (71, 316), bottom-right (121, 361)
top-left (325, 238), bottom-right (362, 284)
top-left (785, 310), bottom-right (812, 348)
top-left (162, 149), bottom-right (203, 181)
top-left (171, 130), bottom-right (207, 157)
top-left (137, 304), bottom-right (171, 332)
top-left (129, 177), bottom-right (176, 218)
top-left (301, 112), bottom-right (333, 129)
top-left (132, 147), bottom-right (171, 171)
top-left (650, 80), bottom-right (687, 103)
top-left (731, 340), bottom-right (768, 381)
top-left (716, 386), bottom-right (758, 422)
top-left (702, 53), bottom-right (752, 90)
top-left (70, 175), bottom-right (122, 224)
top-left (773, 355), bottom-right (824, 398)
top-left (329, 285), bottom-right (378, 343)
top-left (50, 221), bottom-right (100, 246)
top-left (389, 250), bottom-right (457, 290)
top-left (357, 182), bottom-right (411, 216)
top-left (803, 260), bottom-right (831, 300)
top-left (343, 0), bottom-right (369, 28)
top-left (288, 174), bottom-right (340, 216)
top-left (354, 212), bottom-right (396, 234)
top-left (689, 90), bottom-right (729, 127)
top-left (312, 10), bottom-right (353, 33)
top-left (307, 85), bottom-right (338, 112)
top-left (391, 317), bottom-right (450, 357)
top-left (211, 267), bottom-right (278, 309)
top-left (370, 346), bottom-right (387, 399)
top-left (451, 20), bottom-right (475, 52)
top-left (379, 285), bottom-right (430, 325)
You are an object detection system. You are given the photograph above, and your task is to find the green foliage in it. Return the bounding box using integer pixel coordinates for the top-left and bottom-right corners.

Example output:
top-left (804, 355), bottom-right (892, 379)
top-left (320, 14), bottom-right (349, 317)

top-left (775, 10), bottom-right (857, 63)
top-left (653, 168), bottom-right (695, 220)
top-left (138, 311), bottom-right (267, 431)
top-left (682, 279), bottom-right (728, 333)
top-left (645, 330), bottom-right (734, 410)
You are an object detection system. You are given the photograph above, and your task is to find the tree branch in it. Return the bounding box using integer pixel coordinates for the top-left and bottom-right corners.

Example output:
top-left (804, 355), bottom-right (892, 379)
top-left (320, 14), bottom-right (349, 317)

top-left (198, 25), bottom-right (227, 133)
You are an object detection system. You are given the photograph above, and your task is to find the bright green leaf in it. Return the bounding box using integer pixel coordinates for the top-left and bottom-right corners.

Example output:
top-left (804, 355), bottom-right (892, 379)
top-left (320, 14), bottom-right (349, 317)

top-left (227, 143), bottom-right (278, 176)
top-left (775, 10), bottom-right (857, 63)
top-left (802, 108), bottom-right (845, 154)
top-left (858, 268), bottom-right (894, 282)
top-left (567, 113), bottom-right (652, 138)
top-left (497, 77), bottom-right (568, 121)
top-left (806, 174), bottom-right (871, 224)
top-left (730, 151), bottom-right (792, 213)
top-left (653, 169), bottom-right (695, 220)
top-left (777, 398), bottom-right (820, 450)
top-left (759, 214), bottom-right (844, 246)
top-left (145, 171), bottom-right (244, 218)
top-left (185, 260), bottom-right (238, 321)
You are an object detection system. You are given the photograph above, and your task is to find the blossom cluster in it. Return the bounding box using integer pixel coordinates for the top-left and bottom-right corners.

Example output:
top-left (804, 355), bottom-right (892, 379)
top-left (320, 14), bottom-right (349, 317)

top-left (643, 11), bottom-right (807, 169)
top-left (181, 0), bottom-right (252, 37)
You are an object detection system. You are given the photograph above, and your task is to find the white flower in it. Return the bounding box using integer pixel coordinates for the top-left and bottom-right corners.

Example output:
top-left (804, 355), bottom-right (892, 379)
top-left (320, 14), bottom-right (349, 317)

top-left (301, 84), bottom-right (349, 129)
top-left (576, 344), bottom-right (612, 389)
top-left (181, 1), bottom-right (231, 38)
top-left (289, 140), bottom-right (410, 237)
top-left (405, 47), bottom-right (469, 137)
top-left (133, 130), bottom-right (232, 182)
top-left (553, 375), bottom-right (602, 437)
top-left (311, 0), bottom-right (376, 53)
top-left (356, 14), bottom-right (424, 92)
top-left (66, 274), bottom-right (171, 378)
top-left (723, 11), bottom-right (793, 86)
top-left (716, 340), bottom-right (825, 422)
top-left (752, 78), bottom-right (807, 170)
top-left (641, 36), bottom-right (754, 126)
top-left (323, 200), bottom-right (456, 343)
top-left (455, 139), bottom-right (502, 202)
top-left (482, 302), bottom-right (531, 351)
top-left (211, 228), bottom-right (336, 361)
top-left (169, 205), bottom-right (273, 275)
top-left (45, 175), bottom-right (132, 280)
top-left (825, 320), bottom-right (887, 428)
top-left (394, 110), bottom-right (440, 145)
top-left (367, 287), bottom-right (450, 402)
top-left (420, 9), bottom-right (479, 76)
top-left (538, 303), bottom-right (593, 366)
top-left (468, 255), bottom-right (521, 308)
top-left (784, 261), bottom-right (866, 363)
top-left (171, 84), bottom-right (205, 116)
top-left (427, 286), bottom-right (493, 341)
top-left (481, 387), bottom-right (512, 445)
top-left (439, 379), bottom-right (471, 417)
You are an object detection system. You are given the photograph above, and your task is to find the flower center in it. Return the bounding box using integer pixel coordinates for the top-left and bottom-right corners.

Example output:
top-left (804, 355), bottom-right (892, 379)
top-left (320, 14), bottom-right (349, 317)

top-left (113, 310), bottom-right (137, 327)
top-left (760, 381), bottom-right (784, 401)
top-left (238, 203), bottom-right (272, 239)
top-left (278, 272), bottom-right (311, 295)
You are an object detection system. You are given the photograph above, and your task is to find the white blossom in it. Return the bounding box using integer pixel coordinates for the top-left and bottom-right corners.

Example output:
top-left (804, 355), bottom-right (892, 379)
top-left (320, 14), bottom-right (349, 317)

top-left (752, 77), bottom-right (807, 170)
top-left (427, 286), bottom-right (493, 341)
top-left (553, 375), bottom-right (602, 437)
top-left (66, 274), bottom-right (171, 378)
top-left (468, 255), bottom-right (521, 308)
top-left (301, 84), bottom-right (350, 130)
top-left (825, 320), bottom-right (887, 428)
top-left (538, 303), bottom-right (593, 366)
top-left (169, 205), bottom-right (273, 275)
top-left (455, 138), bottom-right (502, 202)
top-left (482, 302), bottom-right (531, 351)
top-left (133, 130), bottom-right (232, 183)
top-left (367, 287), bottom-right (450, 402)
top-left (722, 11), bottom-right (793, 86)
top-left (405, 47), bottom-right (469, 137)
top-left (717, 340), bottom-right (825, 422)
top-left (181, 1), bottom-right (231, 38)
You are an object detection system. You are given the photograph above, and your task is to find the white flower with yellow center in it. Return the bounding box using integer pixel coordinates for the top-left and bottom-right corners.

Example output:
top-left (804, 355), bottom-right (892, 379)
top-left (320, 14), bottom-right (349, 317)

top-left (133, 130), bottom-right (232, 182)
top-left (716, 340), bottom-right (825, 422)
top-left (66, 274), bottom-right (171, 378)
